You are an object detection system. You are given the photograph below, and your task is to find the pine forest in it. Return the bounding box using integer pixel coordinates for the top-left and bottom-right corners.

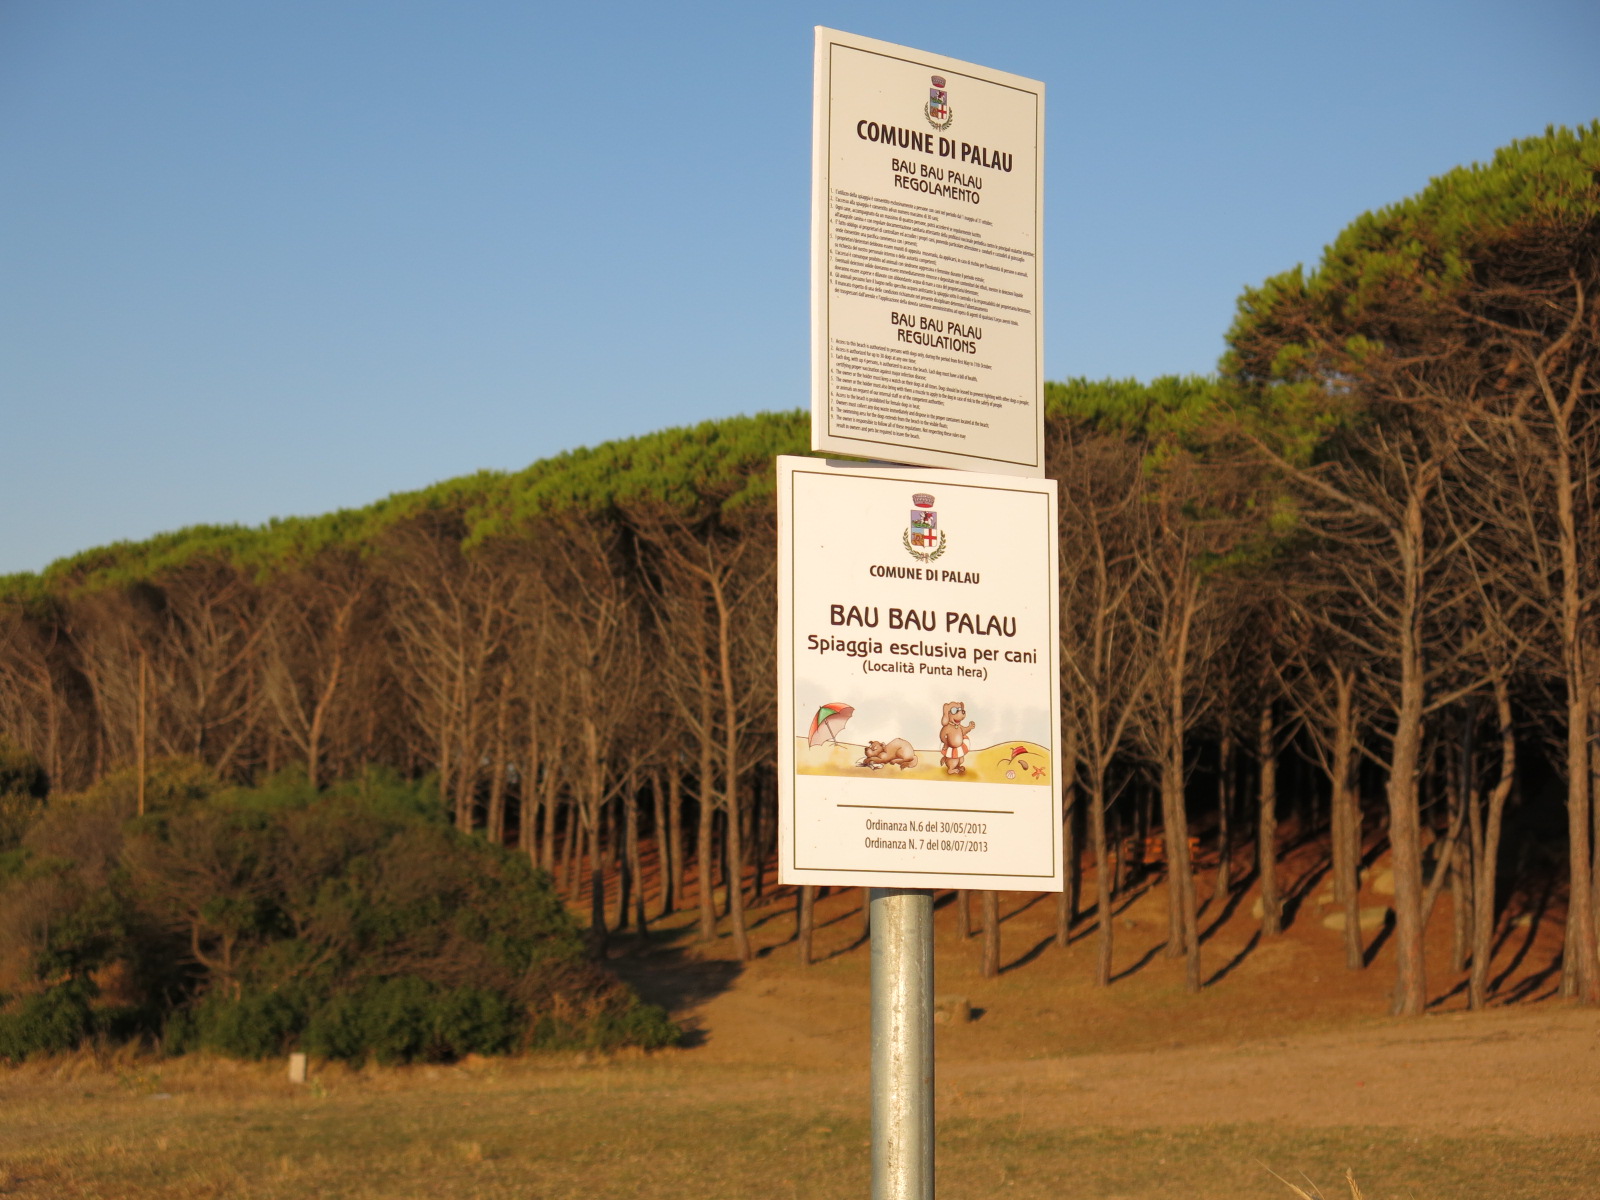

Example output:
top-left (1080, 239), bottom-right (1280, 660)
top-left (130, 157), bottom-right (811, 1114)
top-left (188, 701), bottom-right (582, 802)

top-left (3, 123), bottom-right (1599, 1061)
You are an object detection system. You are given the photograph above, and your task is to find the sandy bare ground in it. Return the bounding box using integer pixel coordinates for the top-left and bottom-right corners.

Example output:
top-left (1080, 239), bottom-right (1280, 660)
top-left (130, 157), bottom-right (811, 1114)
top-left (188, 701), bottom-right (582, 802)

top-left (6, 853), bottom-right (1598, 1198)
top-left (938, 1006), bottom-right (1600, 1136)
top-left (615, 860), bottom-right (1597, 1139)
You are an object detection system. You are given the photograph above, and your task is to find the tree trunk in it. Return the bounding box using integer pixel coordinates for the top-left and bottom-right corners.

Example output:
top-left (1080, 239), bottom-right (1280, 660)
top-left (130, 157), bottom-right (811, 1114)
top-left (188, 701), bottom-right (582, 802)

top-left (980, 890), bottom-right (1000, 978)
top-left (1450, 850), bottom-right (1471, 975)
top-left (561, 802), bottom-right (580, 896)
top-left (1134, 779), bottom-right (1153, 888)
top-left (486, 669), bottom-right (511, 845)
top-left (1553, 437), bottom-right (1599, 1003)
top-left (1162, 777), bottom-right (1183, 957)
top-left (1446, 731), bottom-right (1470, 975)
top-left (1339, 778), bottom-right (1364, 971)
top-left (586, 805), bottom-right (608, 961)
top-left (650, 769), bottom-right (669, 918)
top-left (751, 775), bottom-right (764, 899)
top-left (1057, 726), bottom-right (1080, 948)
top-left (1258, 700), bottom-right (1282, 936)
top-left (1216, 725), bottom-right (1234, 902)
top-left (667, 768), bottom-right (685, 913)
top-left (696, 771), bottom-right (716, 942)
top-left (1162, 753), bottom-right (1203, 992)
top-left (626, 785), bottom-right (646, 937)
top-left (1387, 696), bottom-right (1428, 1013)
top-left (1592, 685), bottom-right (1600, 959)
top-left (1091, 764), bottom-right (1113, 987)
top-left (136, 649), bottom-right (148, 817)
top-left (711, 572), bottom-right (752, 962)
top-left (719, 810), bottom-right (730, 917)
top-left (609, 796), bottom-right (628, 932)
top-left (451, 656), bottom-right (473, 833)
top-left (1331, 756), bottom-right (1349, 909)
top-left (1056, 801), bottom-right (1075, 949)
top-left (1470, 678), bottom-right (1515, 1009)
top-left (723, 791), bottom-right (752, 961)
top-left (956, 890), bottom-right (972, 939)
top-left (1330, 669), bottom-right (1363, 969)
top-left (797, 885), bottom-right (816, 965)
top-left (539, 774), bottom-right (559, 874)
top-left (1111, 790), bottom-right (1125, 899)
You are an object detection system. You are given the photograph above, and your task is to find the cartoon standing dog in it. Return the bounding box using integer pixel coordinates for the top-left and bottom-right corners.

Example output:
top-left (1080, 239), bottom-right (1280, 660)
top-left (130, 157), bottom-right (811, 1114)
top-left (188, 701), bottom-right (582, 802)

top-left (939, 701), bottom-right (975, 775)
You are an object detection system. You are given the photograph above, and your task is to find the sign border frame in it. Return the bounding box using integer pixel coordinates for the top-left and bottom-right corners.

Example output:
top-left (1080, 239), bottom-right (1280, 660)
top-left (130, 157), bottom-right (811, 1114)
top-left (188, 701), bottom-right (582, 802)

top-left (810, 26), bottom-right (1046, 478)
top-left (776, 454), bottom-right (1064, 892)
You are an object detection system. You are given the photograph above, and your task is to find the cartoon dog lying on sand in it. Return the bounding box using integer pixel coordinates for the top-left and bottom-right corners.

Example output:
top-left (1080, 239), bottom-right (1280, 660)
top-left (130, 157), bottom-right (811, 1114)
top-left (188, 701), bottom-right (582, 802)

top-left (859, 738), bottom-right (919, 770)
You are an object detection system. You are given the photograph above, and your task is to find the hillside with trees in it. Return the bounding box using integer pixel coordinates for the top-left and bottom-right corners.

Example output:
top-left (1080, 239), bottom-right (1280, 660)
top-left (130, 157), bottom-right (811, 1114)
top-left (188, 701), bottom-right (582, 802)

top-left (1, 123), bottom-right (1597, 1056)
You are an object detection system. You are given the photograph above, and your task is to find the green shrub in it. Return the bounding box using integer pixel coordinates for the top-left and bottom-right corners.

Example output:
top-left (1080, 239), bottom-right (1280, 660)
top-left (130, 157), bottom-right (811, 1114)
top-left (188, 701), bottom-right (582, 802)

top-left (167, 987), bottom-right (306, 1059)
top-left (0, 980), bottom-right (95, 1061)
top-left (0, 739), bottom-right (48, 800)
top-left (586, 1001), bottom-right (680, 1051)
top-left (303, 978), bottom-right (518, 1065)
top-left (1, 769), bottom-right (678, 1065)
top-left (0, 739), bottom-right (48, 852)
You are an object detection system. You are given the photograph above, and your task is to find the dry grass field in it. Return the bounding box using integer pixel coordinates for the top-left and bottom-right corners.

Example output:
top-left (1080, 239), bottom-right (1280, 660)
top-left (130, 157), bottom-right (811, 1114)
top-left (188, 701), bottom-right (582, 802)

top-left (5, 858), bottom-right (1599, 1199)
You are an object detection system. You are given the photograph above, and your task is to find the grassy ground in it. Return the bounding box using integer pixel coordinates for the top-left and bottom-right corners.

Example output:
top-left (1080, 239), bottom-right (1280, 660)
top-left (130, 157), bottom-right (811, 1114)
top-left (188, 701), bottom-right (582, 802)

top-left (4, 847), bottom-right (1596, 1199)
top-left (3, 1051), bottom-right (1597, 1199)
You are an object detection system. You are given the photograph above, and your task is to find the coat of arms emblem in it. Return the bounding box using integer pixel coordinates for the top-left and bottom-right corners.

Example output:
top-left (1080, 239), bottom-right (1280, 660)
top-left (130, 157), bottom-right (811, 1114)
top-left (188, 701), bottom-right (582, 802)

top-left (925, 75), bottom-right (953, 131)
top-left (904, 493), bottom-right (947, 562)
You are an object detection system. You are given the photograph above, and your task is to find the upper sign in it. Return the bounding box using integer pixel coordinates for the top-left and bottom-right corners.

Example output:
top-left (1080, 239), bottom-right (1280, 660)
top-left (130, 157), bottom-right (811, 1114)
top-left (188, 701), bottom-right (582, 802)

top-left (812, 28), bottom-right (1045, 476)
top-left (776, 456), bottom-right (1063, 891)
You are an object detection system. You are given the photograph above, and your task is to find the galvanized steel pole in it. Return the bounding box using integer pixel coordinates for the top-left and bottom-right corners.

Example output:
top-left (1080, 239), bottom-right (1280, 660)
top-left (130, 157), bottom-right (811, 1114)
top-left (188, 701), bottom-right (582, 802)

top-left (870, 887), bottom-right (934, 1200)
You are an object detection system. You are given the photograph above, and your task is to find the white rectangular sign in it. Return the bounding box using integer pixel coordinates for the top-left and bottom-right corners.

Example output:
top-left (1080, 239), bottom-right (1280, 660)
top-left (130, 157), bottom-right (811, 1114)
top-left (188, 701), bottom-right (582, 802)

top-left (811, 28), bottom-right (1045, 476)
top-left (777, 455), bottom-right (1062, 890)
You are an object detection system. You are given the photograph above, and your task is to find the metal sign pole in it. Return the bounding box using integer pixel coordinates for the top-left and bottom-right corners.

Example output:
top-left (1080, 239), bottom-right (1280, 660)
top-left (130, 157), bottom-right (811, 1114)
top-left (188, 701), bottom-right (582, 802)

top-left (871, 887), bottom-right (934, 1200)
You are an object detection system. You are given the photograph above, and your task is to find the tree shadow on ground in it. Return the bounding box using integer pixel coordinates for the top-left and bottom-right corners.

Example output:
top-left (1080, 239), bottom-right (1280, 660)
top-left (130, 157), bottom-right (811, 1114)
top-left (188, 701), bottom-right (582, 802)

top-left (1278, 857), bottom-right (1332, 934)
top-left (1048, 879), bottom-right (1161, 953)
top-left (1491, 902), bottom-right (1555, 1004)
top-left (815, 893), bottom-right (871, 932)
top-left (1489, 874), bottom-right (1557, 995)
top-left (1002, 934), bottom-right (1054, 974)
top-left (987, 881), bottom-right (1163, 974)
top-left (1425, 875), bottom-right (1561, 1009)
top-left (746, 901), bottom-right (797, 937)
top-left (1199, 871), bottom-right (1256, 945)
top-left (1000, 893), bottom-right (1046, 924)
top-left (1203, 928), bottom-right (1262, 988)
top-left (1109, 937), bottom-right (1170, 984)
top-left (1497, 950), bottom-right (1564, 1005)
top-left (604, 934), bottom-right (742, 1049)
top-left (1361, 911), bottom-right (1395, 968)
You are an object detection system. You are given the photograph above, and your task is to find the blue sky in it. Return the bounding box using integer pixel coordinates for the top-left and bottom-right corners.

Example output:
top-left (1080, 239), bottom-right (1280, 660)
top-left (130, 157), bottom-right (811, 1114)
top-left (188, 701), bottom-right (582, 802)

top-left (3, 0), bottom-right (1597, 575)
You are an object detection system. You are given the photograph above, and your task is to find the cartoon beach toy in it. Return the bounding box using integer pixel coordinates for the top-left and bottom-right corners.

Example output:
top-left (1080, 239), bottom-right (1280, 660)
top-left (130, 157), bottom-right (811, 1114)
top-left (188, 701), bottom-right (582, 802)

top-left (807, 701), bottom-right (855, 747)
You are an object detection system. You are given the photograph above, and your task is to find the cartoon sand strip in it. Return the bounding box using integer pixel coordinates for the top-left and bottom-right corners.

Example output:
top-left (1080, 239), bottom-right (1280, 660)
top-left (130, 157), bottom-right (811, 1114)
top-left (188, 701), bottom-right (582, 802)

top-left (796, 738), bottom-right (1049, 784)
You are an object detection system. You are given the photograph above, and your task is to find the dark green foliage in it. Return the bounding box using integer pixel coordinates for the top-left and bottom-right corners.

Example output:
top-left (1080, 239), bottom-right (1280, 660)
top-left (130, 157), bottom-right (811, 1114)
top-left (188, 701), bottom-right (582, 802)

top-left (0, 740), bottom-right (48, 852)
top-left (302, 979), bottom-right (517, 1065)
top-left (0, 979), bottom-right (95, 1060)
top-left (580, 1000), bottom-right (682, 1052)
top-left (1224, 121), bottom-right (1600, 452)
top-left (0, 771), bottom-right (677, 1063)
top-left (1045, 375), bottom-right (1222, 444)
top-left (165, 986), bottom-right (305, 1059)
top-left (0, 739), bottom-right (48, 801)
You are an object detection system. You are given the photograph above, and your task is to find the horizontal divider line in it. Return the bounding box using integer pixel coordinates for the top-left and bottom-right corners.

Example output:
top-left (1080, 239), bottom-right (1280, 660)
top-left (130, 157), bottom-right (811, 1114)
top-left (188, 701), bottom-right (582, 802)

top-left (836, 803), bottom-right (1013, 814)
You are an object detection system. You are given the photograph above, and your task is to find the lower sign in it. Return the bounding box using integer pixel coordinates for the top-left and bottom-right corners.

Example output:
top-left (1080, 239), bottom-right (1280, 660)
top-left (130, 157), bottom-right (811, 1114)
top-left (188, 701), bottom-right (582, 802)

top-left (777, 455), bottom-right (1062, 891)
